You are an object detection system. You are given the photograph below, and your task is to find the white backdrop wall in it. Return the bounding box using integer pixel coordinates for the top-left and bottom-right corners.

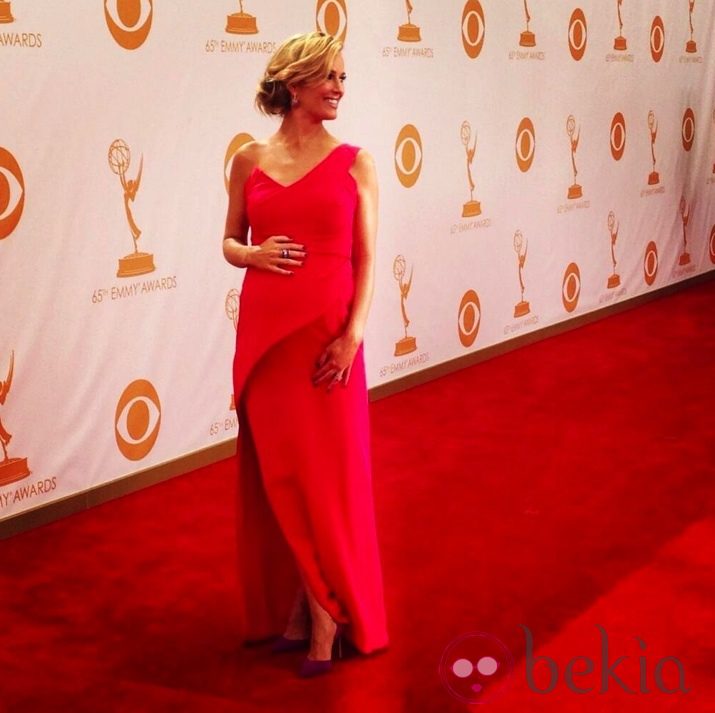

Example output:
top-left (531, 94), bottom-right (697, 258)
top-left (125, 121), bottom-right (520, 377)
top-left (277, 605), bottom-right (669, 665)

top-left (1, 0), bottom-right (713, 521)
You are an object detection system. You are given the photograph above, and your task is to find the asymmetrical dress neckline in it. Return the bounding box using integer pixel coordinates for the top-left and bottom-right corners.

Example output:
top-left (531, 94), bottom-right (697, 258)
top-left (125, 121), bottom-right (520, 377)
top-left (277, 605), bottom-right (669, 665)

top-left (251, 143), bottom-right (348, 190)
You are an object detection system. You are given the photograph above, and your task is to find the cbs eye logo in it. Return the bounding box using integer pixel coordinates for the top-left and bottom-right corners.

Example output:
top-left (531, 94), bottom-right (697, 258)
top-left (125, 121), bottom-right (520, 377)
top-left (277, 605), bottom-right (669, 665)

top-left (224, 132), bottom-right (255, 194)
top-left (610, 112), bottom-right (626, 161)
top-left (461, 0), bottom-right (485, 59)
top-left (515, 117), bottom-right (536, 173)
top-left (439, 631), bottom-right (514, 704)
top-left (458, 289), bottom-right (481, 348)
top-left (316, 0), bottom-right (348, 44)
top-left (681, 108), bottom-right (695, 152)
top-left (115, 379), bottom-right (161, 461)
top-left (104, 0), bottom-right (153, 50)
top-left (650, 16), bottom-right (665, 63)
top-left (568, 8), bottom-right (588, 61)
top-left (643, 241), bottom-right (658, 286)
top-left (562, 262), bottom-right (581, 313)
top-left (0, 147), bottom-right (24, 240)
top-left (394, 124), bottom-right (423, 188)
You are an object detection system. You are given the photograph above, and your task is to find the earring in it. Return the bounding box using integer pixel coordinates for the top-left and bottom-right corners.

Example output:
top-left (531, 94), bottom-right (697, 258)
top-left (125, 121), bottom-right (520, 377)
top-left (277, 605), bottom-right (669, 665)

top-left (291, 94), bottom-right (299, 107)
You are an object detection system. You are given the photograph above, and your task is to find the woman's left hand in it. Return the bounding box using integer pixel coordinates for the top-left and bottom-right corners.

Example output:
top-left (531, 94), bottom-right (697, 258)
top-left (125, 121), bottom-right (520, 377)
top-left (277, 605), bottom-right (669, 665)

top-left (313, 332), bottom-right (360, 391)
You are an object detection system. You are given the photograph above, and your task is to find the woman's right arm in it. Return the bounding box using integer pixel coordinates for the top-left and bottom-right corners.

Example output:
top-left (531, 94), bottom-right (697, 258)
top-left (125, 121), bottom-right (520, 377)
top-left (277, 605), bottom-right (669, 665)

top-left (223, 146), bottom-right (258, 269)
top-left (222, 144), bottom-right (307, 274)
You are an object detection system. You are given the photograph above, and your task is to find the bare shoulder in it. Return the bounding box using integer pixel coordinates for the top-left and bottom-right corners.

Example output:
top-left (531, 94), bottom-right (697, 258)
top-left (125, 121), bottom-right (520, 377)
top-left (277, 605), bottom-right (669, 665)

top-left (350, 148), bottom-right (377, 187)
top-left (229, 140), bottom-right (267, 179)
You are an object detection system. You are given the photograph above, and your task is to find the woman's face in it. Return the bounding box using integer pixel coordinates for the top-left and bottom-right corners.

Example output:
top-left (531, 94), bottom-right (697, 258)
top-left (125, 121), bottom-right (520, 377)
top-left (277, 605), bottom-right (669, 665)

top-left (293, 52), bottom-right (346, 121)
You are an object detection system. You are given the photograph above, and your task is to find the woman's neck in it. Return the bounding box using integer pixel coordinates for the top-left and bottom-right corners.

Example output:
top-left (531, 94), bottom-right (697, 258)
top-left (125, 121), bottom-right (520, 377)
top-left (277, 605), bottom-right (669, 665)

top-left (276, 113), bottom-right (330, 151)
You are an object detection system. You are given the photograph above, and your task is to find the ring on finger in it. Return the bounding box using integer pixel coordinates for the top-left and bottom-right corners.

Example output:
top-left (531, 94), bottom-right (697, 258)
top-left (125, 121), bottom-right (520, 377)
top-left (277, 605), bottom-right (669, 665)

top-left (281, 248), bottom-right (290, 259)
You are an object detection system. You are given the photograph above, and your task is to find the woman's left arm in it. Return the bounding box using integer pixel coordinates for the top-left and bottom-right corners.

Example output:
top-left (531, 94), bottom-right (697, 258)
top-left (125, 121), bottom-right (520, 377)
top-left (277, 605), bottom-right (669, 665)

top-left (312, 149), bottom-right (378, 390)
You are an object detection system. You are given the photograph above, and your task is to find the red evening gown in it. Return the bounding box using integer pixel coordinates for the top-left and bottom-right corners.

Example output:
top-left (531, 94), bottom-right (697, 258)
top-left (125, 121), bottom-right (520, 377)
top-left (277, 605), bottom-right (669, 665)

top-left (232, 144), bottom-right (388, 655)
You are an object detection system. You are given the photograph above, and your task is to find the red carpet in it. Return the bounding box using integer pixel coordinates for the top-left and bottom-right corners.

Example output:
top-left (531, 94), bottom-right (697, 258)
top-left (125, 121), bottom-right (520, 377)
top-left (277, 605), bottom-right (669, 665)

top-left (2, 279), bottom-right (714, 712)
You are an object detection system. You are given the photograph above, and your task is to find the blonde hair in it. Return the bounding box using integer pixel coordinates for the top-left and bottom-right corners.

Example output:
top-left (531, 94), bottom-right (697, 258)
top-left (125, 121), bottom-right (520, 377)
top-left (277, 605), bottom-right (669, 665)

top-left (255, 32), bottom-right (343, 116)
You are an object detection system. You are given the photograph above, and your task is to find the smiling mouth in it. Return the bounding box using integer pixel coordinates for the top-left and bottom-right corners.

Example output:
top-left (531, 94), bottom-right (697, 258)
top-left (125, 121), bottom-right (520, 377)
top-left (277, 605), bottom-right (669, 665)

top-left (326, 98), bottom-right (340, 108)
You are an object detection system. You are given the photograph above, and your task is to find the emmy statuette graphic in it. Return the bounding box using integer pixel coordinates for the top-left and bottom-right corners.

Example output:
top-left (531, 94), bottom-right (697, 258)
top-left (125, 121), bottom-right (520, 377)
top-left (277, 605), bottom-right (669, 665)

top-left (679, 196), bottom-right (691, 265)
top-left (393, 255), bottom-right (417, 356)
top-left (566, 115), bottom-right (582, 199)
top-left (607, 211), bottom-right (621, 289)
top-left (461, 121), bottom-right (481, 217)
top-left (513, 230), bottom-right (530, 317)
top-left (0, 352), bottom-right (30, 486)
top-left (686, 0), bottom-right (697, 53)
top-left (398, 0), bottom-right (421, 42)
top-left (226, 0), bottom-right (258, 34)
top-left (519, 0), bottom-right (535, 47)
top-left (108, 139), bottom-right (155, 278)
top-left (225, 289), bottom-right (240, 410)
top-left (647, 110), bottom-right (660, 185)
top-left (614, 0), bottom-right (627, 50)
top-left (0, 1), bottom-right (13, 23)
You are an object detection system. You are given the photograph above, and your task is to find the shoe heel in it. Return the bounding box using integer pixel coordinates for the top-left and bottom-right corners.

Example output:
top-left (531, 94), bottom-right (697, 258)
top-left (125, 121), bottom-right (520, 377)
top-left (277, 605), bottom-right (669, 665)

top-left (297, 621), bottom-right (346, 678)
top-left (335, 624), bottom-right (344, 659)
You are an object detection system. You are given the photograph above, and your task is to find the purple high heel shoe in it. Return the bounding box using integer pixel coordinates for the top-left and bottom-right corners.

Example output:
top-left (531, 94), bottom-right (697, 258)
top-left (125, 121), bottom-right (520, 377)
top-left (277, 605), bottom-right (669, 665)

top-left (270, 634), bottom-right (310, 654)
top-left (298, 623), bottom-right (345, 678)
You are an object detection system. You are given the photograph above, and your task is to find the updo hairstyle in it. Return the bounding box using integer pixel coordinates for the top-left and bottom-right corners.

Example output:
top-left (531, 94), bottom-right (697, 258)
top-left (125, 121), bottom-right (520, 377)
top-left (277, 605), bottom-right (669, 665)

top-left (255, 31), bottom-right (343, 116)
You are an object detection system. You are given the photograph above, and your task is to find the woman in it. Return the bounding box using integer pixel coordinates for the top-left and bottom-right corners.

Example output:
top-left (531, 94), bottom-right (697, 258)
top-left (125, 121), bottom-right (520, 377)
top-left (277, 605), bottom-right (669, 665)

top-left (223, 32), bottom-right (388, 677)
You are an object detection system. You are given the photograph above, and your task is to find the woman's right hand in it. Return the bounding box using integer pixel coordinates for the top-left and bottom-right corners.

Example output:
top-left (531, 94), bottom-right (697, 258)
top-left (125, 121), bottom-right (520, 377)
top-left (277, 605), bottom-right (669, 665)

top-left (248, 235), bottom-right (307, 275)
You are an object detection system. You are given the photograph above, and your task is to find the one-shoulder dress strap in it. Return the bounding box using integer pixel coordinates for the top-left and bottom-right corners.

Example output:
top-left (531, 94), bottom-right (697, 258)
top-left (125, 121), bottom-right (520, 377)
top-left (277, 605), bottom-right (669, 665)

top-left (331, 143), bottom-right (361, 177)
top-left (341, 143), bottom-right (361, 162)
